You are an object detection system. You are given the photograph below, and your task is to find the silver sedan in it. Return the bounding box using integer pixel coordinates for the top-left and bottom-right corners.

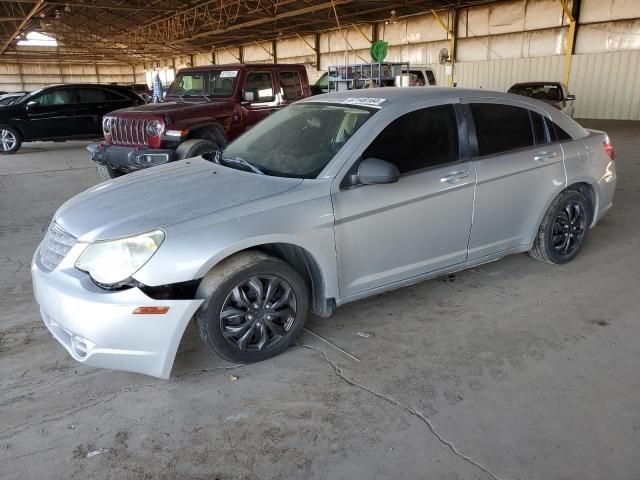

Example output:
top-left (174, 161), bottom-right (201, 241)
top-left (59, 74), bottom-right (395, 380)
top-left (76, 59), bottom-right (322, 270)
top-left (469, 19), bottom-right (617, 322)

top-left (31, 88), bottom-right (617, 378)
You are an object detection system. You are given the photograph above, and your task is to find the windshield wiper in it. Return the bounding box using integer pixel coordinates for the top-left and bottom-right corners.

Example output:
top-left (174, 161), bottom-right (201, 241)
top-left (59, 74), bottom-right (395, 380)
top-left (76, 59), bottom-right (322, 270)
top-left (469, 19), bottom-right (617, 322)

top-left (221, 156), bottom-right (264, 175)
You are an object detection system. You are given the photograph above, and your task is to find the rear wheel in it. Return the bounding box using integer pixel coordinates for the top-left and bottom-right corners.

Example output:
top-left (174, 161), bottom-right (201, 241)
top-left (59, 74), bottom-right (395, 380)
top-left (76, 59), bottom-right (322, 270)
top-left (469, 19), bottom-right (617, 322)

top-left (0, 126), bottom-right (21, 154)
top-left (175, 138), bottom-right (219, 160)
top-left (530, 190), bottom-right (591, 264)
top-left (96, 164), bottom-right (125, 179)
top-left (195, 251), bottom-right (309, 364)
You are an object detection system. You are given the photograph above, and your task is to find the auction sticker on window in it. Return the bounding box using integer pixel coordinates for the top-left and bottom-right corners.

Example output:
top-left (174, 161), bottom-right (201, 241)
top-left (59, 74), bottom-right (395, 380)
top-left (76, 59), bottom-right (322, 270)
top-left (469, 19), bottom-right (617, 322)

top-left (220, 70), bottom-right (238, 78)
top-left (341, 97), bottom-right (386, 106)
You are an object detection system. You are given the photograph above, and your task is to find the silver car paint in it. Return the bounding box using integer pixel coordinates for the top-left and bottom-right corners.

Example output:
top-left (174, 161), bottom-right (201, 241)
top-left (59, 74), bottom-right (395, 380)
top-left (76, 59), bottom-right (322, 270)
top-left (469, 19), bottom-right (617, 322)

top-left (32, 88), bottom-right (616, 378)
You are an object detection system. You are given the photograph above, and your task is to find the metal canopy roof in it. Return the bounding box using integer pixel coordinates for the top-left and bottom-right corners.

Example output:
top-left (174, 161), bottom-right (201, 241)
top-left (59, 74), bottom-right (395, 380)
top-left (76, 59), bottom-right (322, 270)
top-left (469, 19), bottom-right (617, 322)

top-left (0, 0), bottom-right (498, 63)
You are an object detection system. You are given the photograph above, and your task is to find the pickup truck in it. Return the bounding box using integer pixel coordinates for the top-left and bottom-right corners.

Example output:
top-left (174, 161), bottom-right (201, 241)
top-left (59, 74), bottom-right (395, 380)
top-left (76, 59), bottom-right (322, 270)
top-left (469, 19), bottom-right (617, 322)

top-left (88, 64), bottom-right (310, 178)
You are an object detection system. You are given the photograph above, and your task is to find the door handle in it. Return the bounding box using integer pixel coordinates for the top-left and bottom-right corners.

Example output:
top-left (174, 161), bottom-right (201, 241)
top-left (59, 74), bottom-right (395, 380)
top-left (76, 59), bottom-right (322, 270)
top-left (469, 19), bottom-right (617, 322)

top-left (440, 171), bottom-right (469, 183)
top-left (533, 151), bottom-right (558, 161)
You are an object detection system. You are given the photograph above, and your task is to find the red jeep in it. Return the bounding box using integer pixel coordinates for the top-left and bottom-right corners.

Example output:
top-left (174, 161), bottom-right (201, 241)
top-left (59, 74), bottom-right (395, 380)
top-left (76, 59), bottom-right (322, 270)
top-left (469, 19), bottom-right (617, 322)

top-left (87, 64), bottom-right (310, 178)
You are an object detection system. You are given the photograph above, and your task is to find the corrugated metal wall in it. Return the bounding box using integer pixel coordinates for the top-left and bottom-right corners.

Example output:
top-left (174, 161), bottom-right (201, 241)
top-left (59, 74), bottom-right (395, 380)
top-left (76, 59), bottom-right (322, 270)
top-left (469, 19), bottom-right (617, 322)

top-left (0, 59), bottom-right (140, 92)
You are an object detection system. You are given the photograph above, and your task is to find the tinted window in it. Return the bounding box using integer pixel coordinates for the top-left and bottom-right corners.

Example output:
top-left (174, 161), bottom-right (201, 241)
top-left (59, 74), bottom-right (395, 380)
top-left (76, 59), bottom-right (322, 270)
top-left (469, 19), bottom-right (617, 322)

top-left (425, 70), bottom-right (437, 85)
top-left (33, 88), bottom-right (73, 106)
top-left (531, 111), bottom-right (548, 144)
top-left (364, 104), bottom-right (459, 174)
top-left (279, 71), bottom-right (304, 100)
top-left (543, 117), bottom-right (572, 142)
top-left (76, 88), bottom-right (109, 103)
top-left (470, 103), bottom-right (534, 156)
top-left (245, 72), bottom-right (274, 102)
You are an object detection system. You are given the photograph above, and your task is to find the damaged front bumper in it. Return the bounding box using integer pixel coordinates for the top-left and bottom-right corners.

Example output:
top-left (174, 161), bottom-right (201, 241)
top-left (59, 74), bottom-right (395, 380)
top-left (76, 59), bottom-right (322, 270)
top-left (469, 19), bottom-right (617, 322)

top-left (31, 243), bottom-right (203, 379)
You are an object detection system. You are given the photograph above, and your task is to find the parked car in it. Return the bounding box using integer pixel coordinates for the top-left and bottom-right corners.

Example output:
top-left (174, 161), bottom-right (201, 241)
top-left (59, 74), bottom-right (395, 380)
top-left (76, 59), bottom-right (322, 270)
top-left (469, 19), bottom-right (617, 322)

top-left (403, 66), bottom-right (437, 86)
top-left (0, 92), bottom-right (28, 106)
top-left (129, 83), bottom-right (152, 103)
top-left (32, 88), bottom-right (616, 378)
top-left (0, 84), bottom-right (145, 154)
top-left (311, 65), bottom-right (436, 94)
top-left (508, 82), bottom-right (575, 117)
top-left (87, 64), bottom-right (310, 178)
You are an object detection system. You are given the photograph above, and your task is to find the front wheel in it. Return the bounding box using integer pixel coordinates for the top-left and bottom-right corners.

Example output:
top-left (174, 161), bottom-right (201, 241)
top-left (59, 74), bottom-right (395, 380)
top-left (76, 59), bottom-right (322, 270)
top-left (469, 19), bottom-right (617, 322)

top-left (530, 190), bottom-right (591, 264)
top-left (175, 138), bottom-right (219, 160)
top-left (195, 251), bottom-right (309, 363)
top-left (0, 126), bottom-right (21, 154)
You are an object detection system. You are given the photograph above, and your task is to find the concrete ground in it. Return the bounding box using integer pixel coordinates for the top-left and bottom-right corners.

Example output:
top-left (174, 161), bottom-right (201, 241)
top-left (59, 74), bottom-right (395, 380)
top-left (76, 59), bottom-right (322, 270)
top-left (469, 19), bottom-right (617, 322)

top-left (1, 121), bottom-right (639, 480)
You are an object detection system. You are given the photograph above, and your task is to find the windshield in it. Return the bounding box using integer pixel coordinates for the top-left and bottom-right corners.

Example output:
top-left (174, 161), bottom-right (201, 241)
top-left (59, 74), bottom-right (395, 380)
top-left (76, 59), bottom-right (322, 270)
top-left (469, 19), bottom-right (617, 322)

top-left (221, 103), bottom-right (376, 178)
top-left (509, 84), bottom-right (561, 101)
top-left (167, 70), bottom-right (238, 98)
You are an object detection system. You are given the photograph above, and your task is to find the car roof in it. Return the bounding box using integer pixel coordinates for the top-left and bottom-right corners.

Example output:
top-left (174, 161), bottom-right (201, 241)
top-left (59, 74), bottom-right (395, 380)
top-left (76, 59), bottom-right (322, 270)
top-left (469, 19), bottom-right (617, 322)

top-left (178, 64), bottom-right (305, 73)
top-left (300, 87), bottom-right (522, 107)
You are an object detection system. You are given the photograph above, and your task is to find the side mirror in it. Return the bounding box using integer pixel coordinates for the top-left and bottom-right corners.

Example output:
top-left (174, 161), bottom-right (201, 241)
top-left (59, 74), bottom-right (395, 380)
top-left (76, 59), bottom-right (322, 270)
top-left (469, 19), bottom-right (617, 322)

top-left (353, 158), bottom-right (400, 185)
top-left (26, 100), bottom-right (37, 110)
top-left (566, 94), bottom-right (575, 101)
top-left (242, 90), bottom-right (255, 102)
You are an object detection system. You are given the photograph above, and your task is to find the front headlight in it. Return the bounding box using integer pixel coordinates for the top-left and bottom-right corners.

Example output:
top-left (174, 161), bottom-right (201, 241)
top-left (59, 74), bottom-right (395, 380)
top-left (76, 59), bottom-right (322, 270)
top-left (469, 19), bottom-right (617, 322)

top-left (147, 119), bottom-right (164, 136)
top-left (75, 230), bottom-right (165, 285)
top-left (102, 117), bottom-right (113, 135)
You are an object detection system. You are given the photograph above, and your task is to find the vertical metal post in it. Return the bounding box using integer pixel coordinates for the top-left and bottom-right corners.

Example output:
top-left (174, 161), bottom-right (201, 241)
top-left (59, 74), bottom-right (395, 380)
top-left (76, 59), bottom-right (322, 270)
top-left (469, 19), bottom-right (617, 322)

top-left (560, 0), bottom-right (580, 88)
top-left (272, 40), bottom-right (277, 63)
top-left (239, 45), bottom-right (244, 64)
top-left (314, 33), bottom-right (321, 70)
top-left (431, 8), bottom-right (456, 87)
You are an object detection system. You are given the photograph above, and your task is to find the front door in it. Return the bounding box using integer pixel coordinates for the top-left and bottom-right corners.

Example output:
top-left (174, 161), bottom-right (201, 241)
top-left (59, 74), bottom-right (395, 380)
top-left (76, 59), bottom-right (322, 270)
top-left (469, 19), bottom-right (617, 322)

top-left (332, 103), bottom-right (476, 298)
top-left (25, 87), bottom-right (77, 139)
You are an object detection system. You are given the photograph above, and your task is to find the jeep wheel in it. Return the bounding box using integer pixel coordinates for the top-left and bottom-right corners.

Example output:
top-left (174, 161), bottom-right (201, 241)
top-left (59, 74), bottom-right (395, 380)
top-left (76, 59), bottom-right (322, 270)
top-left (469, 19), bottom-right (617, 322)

top-left (175, 139), bottom-right (219, 161)
top-left (97, 164), bottom-right (125, 179)
top-left (0, 126), bottom-right (22, 154)
top-left (195, 251), bottom-right (309, 364)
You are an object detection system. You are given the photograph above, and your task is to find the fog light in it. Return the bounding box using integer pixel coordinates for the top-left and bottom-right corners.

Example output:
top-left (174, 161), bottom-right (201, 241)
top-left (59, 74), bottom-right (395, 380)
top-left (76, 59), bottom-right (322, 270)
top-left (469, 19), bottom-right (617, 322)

top-left (71, 336), bottom-right (88, 358)
top-left (133, 153), bottom-right (169, 166)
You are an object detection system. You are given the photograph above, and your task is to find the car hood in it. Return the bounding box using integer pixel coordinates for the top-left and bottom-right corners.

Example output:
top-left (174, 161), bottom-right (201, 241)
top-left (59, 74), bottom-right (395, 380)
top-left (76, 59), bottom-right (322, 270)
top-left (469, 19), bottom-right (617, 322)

top-left (113, 101), bottom-right (227, 116)
top-left (55, 158), bottom-right (303, 242)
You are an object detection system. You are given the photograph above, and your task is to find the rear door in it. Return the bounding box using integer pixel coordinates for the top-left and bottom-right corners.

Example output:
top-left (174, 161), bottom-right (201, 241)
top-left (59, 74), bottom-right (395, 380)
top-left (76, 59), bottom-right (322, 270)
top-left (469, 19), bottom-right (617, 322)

top-left (25, 87), bottom-right (76, 139)
top-left (464, 99), bottom-right (565, 260)
top-left (240, 71), bottom-right (279, 130)
top-left (73, 87), bottom-right (132, 135)
top-left (277, 71), bottom-right (305, 106)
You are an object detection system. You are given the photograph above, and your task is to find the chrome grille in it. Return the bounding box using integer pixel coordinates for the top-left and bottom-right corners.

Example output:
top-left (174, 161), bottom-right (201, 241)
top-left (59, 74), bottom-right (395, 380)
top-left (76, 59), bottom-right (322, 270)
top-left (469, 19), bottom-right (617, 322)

top-left (109, 117), bottom-right (149, 146)
top-left (37, 222), bottom-right (76, 272)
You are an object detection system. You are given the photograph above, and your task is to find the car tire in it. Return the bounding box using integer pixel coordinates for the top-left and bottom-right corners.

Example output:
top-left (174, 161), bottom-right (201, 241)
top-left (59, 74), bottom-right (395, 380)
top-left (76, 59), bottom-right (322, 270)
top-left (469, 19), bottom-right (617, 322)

top-left (195, 251), bottom-right (309, 364)
top-left (96, 164), bottom-right (125, 179)
top-left (530, 189), bottom-right (592, 265)
top-left (0, 126), bottom-right (22, 154)
top-left (175, 139), bottom-right (219, 161)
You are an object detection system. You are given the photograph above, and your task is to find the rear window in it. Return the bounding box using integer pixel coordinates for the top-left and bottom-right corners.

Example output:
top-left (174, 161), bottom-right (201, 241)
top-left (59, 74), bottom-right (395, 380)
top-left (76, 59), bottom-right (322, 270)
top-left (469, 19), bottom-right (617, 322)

top-left (470, 103), bottom-right (534, 156)
top-left (509, 84), bottom-right (561, 101)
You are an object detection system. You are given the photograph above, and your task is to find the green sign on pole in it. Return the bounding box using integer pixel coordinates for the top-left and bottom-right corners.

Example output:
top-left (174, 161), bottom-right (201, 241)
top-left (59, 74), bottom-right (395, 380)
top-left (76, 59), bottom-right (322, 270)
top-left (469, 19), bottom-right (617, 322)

top-left (370, 41), bottom-right (388, 63)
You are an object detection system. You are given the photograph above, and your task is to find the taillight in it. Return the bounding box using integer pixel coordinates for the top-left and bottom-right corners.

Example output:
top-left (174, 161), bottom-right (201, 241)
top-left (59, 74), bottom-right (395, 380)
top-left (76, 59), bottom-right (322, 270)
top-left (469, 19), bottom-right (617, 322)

top-left (603, 134), bottom-right (615, 161)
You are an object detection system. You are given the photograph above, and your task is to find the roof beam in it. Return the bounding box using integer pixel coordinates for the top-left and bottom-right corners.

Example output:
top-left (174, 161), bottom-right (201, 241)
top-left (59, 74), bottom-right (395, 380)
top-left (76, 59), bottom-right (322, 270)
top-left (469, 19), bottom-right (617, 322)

top-left (0, 0), bottom-right (45, 56)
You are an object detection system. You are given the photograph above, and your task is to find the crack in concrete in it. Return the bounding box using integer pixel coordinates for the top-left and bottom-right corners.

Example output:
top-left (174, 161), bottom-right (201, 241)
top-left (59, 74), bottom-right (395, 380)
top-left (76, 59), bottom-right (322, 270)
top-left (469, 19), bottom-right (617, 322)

top-left (298, 344), bottom-right (506, 480)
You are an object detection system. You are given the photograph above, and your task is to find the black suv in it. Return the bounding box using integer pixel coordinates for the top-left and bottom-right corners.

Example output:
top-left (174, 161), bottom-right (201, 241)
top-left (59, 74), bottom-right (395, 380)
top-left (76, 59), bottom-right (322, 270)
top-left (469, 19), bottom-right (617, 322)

top-left (0, 84), bottom-right (144, 154)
